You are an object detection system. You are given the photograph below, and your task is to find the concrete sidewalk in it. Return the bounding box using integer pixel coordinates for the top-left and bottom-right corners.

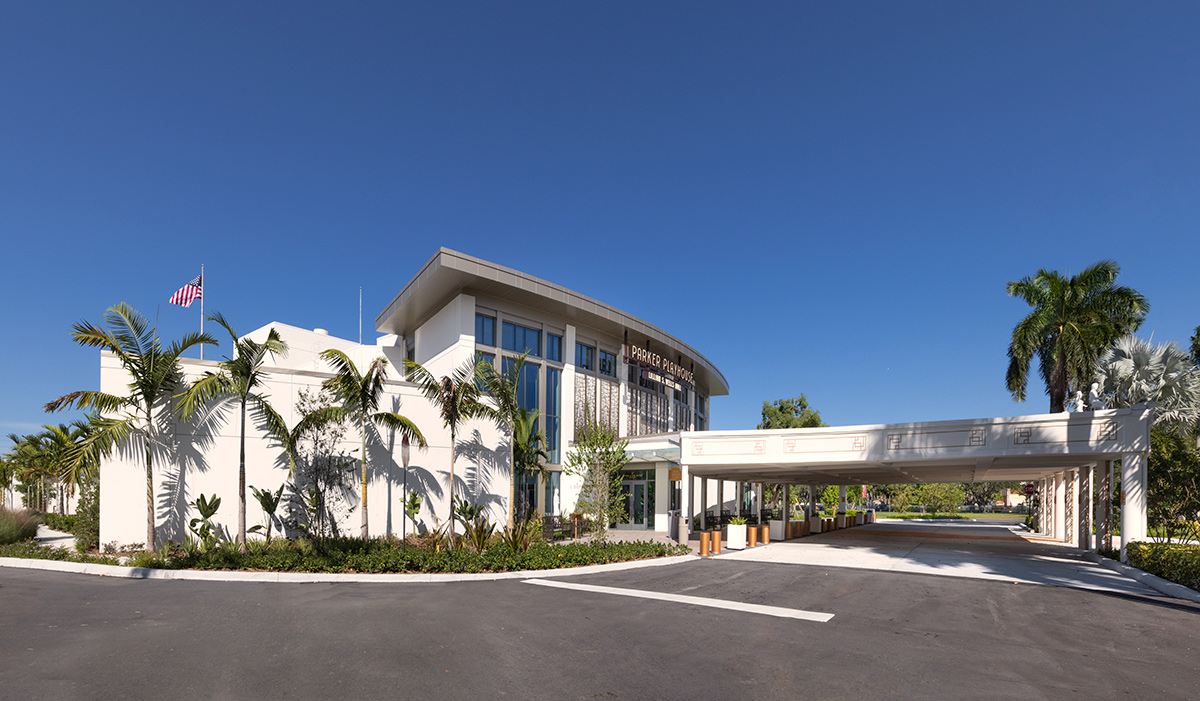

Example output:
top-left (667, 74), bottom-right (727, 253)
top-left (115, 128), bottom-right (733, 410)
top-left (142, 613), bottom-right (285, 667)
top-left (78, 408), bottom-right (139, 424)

top-left (34, 524), bottom-right (77, 551)
top-left (717, 520), bottom-right (1160, 597)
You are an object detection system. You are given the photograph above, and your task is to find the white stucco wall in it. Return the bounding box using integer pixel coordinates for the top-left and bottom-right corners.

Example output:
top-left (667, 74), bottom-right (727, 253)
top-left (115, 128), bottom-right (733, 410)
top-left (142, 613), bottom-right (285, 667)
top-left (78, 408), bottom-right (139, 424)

top-left (97, 321), bottom-right (509, 548)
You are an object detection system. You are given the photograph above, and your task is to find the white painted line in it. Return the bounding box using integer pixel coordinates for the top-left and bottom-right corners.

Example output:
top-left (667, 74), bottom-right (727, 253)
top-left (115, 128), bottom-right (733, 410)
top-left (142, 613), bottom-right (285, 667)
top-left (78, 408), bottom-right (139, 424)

top-left (523, 578), bottom-right (834, 622)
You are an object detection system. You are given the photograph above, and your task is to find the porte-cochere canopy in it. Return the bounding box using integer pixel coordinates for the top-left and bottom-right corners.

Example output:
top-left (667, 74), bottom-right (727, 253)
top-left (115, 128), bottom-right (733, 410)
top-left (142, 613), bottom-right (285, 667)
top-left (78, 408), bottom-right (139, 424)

top-left (680, 405), bottom-right (1152, 486)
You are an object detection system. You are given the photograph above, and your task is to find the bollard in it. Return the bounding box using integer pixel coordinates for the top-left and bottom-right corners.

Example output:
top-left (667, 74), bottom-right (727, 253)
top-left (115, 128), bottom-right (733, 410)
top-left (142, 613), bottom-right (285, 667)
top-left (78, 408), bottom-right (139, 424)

top-left (712, 529), bottom-right (722, 555)
top-left (700, 530), bottom-right (710, 556)
top-left (761, 524), bottom-right (770, 545)
top-left (748, 525), bottom-right (757, 548)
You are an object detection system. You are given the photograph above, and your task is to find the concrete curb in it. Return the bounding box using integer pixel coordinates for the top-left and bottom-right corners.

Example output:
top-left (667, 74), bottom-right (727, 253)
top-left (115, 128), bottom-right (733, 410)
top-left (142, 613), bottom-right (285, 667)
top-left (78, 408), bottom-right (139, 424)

top-left (0, 553), bottom-right (699, 583)
top-left (1081, 551), bottom-right (1200, 605)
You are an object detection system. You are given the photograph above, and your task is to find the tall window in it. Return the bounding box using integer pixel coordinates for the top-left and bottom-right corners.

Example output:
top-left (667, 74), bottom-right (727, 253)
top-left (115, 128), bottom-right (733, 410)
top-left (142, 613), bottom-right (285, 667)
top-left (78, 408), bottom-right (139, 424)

top-left (503, 358), bottom-right (540, 412)
top-left (543, 472), bottom-right (561, 517)
top-left (695, 393), bottom-right (708, 431)
top-left (598, 350), bottom-right (617, 377)
top-left (502, 321), bottom-right (541, 357)
top-left (545, 366), bottom-right (561, 463)
top-left (576, 343), bottom-right (595, 371)
top-left (546, 333), bottom-right (563, 362)
top-left (475, 314), bottom-right (496, 346)
top-left (475, 351), bottom-right (495, 390)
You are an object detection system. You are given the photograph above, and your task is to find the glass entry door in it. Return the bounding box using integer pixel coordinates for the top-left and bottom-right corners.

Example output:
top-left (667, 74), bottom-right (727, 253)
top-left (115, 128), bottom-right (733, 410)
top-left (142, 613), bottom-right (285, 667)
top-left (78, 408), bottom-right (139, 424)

top-left (619, 480), bottom-right (648, 528)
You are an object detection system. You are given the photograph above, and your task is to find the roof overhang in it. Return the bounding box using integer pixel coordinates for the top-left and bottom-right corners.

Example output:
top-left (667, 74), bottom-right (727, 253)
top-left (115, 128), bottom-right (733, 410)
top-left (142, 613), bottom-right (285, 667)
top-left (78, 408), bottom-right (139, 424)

top-left (375, 248), bottom-right (729, 396)
top-left (679, 405), bottom-right (1153, 485)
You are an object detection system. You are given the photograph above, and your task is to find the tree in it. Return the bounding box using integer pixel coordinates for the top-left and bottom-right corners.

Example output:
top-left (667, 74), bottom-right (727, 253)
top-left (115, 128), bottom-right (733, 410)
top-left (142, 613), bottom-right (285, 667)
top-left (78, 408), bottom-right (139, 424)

top-left (316, 350), bottom-right (426, 539)
top-left (918, 483), bottom-right (964, 516)
top-left (564, 413), bottom-right (628, 543)
top-left (1005, 260), bottom-right (1148, 413)
top-left (511, 407), bottom-right (549, 520)
top-left (178, 313), bottom-right (292, 551)
top-left (288, 387), bottom-right (355, 538)
top-left (960, 481), bottom-right (1020, 511)
top-left (1191, 325), bottom-right (1200, 368)
top-left (45, 303), bottom-right (215, 551)
top-left (758, 396), bottom-right (825, 429)
top-left (1147, 428), bottom-right (1200, 543)
top-left (406, 355), bottom-right (487, 541)
top-left (1095, 335), bottom-right (1200, 434)
top-left (480, 352), bottom-right (530, 527)
top-left (891, 485), bottom-right (919, 514)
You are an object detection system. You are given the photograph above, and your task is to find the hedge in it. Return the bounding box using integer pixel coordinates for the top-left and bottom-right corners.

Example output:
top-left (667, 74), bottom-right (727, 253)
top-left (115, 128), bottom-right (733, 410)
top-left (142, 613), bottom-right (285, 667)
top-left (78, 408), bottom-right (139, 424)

top-left (1125, 542), bottom-right (1200, 592)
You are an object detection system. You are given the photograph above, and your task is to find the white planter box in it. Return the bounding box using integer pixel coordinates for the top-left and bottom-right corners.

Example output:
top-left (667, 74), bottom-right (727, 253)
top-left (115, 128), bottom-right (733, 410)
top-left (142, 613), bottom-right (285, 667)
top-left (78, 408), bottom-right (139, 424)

top-left (726, 524), bottom-right (747, 550)
top-left (769, 519), bottom-right (785, 542)
top-left (835, 515), bottom-right (846, 529)
top-left (809, 515), bottom-right (822, 534)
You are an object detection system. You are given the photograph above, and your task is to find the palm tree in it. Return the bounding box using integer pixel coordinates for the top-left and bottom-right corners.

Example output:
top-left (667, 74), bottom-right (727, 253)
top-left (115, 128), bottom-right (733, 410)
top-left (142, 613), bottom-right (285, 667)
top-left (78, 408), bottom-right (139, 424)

top-left (480, 352), bottom-right (530, 527)
top-left (178, 313), bottom-right (293, 551)
top-left (1005, 260), bottom-right (1149, 413)
top-left (1095, 335), bottom-right (1200, 433)
top-left (45, 302), bottom-right (215, 551)
top-left (511, 407), bottom-right (549, 520)
top-left (318, 350), bottom-right (426, 538)
top-left (405, 355), bottom-right (488, 540)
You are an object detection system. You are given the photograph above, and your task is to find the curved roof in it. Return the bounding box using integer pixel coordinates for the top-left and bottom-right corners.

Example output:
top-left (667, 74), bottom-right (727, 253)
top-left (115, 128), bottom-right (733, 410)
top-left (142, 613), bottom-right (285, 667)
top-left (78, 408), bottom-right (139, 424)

top-left (375, 248), bottom-right (729, 396)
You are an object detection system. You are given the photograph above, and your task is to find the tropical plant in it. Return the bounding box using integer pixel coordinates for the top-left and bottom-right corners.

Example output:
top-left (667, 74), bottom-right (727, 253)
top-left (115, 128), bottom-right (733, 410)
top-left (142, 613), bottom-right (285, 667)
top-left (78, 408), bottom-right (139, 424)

top-left (178, 313), bottom-right (292, 551)
top-left (288, 388), bottom-right (355, 539)
top-left (406, 355), bottom-right (488, 541)
top-left (1095, 335), bottom-right (1200, 434)
top-left (247, 484), bottom-right (285, 544)
top-left (74, 474), bottom-right (100, 553)
top-left (728, 516), bottom-right (748, 525)
top-left (498, 514), bottom-right (540, 552)
top-left (512, 408), bottom-right (549, 520)
top-left (315, 350), bottom-right (426, 538)
top-left (404, 490), bottom-right (422, 526)
top-left (479, 352), bottom-right (536, 527)
top-left (45, 303), bottom-right (216, 551)
top-left (463, 513), bottom-right (495, 552)
top-left (188, 493), bottom-right (223, 550)
top-left (563, 411), bottom-right (628, 543)
top-left (0, 507), bottom-right (41, 545)
top-left (1005, 260), bottom-right (1148, 413)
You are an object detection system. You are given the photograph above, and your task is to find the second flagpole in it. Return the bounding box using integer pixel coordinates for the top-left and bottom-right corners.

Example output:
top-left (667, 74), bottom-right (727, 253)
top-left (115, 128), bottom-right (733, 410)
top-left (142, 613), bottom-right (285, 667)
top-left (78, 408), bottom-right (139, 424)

top-left (200, 263), bottom-right (205, 360)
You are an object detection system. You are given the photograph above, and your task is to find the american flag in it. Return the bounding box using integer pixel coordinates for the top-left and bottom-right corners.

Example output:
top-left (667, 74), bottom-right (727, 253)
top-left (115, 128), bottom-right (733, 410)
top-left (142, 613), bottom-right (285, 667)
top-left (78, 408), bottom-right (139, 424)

top-left (169, 274), bottom-right (203, 307)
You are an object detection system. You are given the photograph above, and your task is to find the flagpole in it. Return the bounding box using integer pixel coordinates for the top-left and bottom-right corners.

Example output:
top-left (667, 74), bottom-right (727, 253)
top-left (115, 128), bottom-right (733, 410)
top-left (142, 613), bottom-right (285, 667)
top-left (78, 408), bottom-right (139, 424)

top-left (199, 263), bottom-right (205, 360)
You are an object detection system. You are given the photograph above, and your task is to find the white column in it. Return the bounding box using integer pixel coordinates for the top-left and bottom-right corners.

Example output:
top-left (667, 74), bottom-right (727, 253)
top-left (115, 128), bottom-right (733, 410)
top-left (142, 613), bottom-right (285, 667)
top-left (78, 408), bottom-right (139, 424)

top-left (686, 470), bottom-right (694, 535)
top-left (838, 485), bottom-right (847, 512)
top-left (1083, 465), bottom-right (1094, 551)
top-left (1053, 472), bottom-right (1066, 541)
top-left (1121, 451), bottom-right (1148, 561)
top-left (808, 485), bottom-right (817, 519)
top-left (756, 483), bottom-right (764, 519)
top-left (1069, 469), bottom-right (1080, 547)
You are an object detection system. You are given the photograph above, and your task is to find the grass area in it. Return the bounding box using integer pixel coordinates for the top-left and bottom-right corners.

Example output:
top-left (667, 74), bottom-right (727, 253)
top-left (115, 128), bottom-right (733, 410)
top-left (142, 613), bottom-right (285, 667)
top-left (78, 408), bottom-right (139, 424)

top-left (875, 512), bottom-right (1025, 521)
top-left (0, 540), bottom-right (120, 565)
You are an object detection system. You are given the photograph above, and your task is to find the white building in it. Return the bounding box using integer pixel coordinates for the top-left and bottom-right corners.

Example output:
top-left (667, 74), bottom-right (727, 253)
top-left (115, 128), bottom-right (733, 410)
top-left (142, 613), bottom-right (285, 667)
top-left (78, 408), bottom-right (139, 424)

top-left (98, 248), bottom-right (729, 546)
top-left (96, 247), bottom-right (1152, 559)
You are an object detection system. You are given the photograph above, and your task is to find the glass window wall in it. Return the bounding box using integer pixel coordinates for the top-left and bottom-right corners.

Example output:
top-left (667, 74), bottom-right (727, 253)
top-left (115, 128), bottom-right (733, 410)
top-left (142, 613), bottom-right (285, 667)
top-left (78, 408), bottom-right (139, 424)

top-left (502, 321), bottom-right (541, 357)
top-left (475, 314), bottom-right (496, 347)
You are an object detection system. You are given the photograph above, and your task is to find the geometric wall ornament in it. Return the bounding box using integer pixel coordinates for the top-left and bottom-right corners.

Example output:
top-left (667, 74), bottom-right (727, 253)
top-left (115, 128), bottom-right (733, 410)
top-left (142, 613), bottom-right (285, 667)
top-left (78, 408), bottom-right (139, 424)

top-left (969, 428), bottom-right (986, 446)
top-left (1098, 421), bottom-right (1117, 441)
top-left (691, 439), bottom-right (766, 457)
top-left (1014, 427), bottom-right (1032, 445)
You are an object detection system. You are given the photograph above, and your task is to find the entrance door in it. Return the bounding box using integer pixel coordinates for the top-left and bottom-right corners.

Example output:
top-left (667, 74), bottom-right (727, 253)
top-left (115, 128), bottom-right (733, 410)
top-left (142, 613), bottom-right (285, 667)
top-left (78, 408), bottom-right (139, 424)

top-left (616, 480), bottom-right (648, 529)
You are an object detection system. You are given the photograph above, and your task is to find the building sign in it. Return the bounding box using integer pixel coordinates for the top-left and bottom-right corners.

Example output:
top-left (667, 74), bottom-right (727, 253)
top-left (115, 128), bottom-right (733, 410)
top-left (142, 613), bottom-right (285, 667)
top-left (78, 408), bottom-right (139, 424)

top-left (623, 343), bottom-right (695, 387)
top-left (669, 467), bottom-right (682, 481)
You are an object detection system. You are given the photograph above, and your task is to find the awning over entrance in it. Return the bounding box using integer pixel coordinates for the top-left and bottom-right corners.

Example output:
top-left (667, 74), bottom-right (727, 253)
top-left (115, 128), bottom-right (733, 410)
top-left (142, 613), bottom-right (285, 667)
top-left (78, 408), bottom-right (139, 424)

top-left (679, 406), bottom-right (1152, 485)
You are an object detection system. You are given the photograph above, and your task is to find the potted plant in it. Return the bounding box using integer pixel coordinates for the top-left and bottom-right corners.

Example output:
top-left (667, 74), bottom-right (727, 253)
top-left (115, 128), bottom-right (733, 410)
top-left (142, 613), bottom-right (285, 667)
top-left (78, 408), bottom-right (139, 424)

top-left (726, 516), bottom-right (748, 550)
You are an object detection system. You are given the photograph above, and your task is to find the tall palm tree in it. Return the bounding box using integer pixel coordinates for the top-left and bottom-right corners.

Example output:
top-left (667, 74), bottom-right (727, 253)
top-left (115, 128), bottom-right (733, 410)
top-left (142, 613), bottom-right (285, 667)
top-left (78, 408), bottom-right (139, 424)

top-left (45, 302), bottom-right (215, 551)
top-left (1095, 335), bottom-right (1200, 433)
top-left (1005, 260), bottom-right (1148, 413)
top-left (319, 350), bottom-right (426, 538)
top-left (178, 313), bottom-right (293, 551)
top-left (480, 352), bottom-right (529, 527)
top-left (405, 355), bottom-right (488, 540)
top-left (511, 407), bottom-right (549, 520)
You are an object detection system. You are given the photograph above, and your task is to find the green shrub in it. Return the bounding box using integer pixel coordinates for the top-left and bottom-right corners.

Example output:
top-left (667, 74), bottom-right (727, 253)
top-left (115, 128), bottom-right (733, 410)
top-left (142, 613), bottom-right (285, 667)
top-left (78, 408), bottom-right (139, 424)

top-left (1125, 542), bottom-right (1200, 592)
top-left (74, 477), bottom-right (100, 553)
top-left (41, 512), bottom-right (78, 533)
top-left (0, 540), bottom-right (119, 565)
top-left (0, 507), bottom-right (41, 545)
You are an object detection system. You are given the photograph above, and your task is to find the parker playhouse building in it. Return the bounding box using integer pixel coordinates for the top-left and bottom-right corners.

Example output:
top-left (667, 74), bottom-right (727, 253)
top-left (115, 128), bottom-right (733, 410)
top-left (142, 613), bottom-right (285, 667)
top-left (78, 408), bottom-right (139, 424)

top-left (97, 248), bottom-right (1154, 556)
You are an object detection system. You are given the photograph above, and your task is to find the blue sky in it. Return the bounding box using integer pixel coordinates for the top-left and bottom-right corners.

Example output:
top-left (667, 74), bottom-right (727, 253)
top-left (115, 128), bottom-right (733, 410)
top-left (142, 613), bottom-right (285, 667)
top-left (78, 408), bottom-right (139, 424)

top-left (2, 2), bottom-right (1197, 437)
